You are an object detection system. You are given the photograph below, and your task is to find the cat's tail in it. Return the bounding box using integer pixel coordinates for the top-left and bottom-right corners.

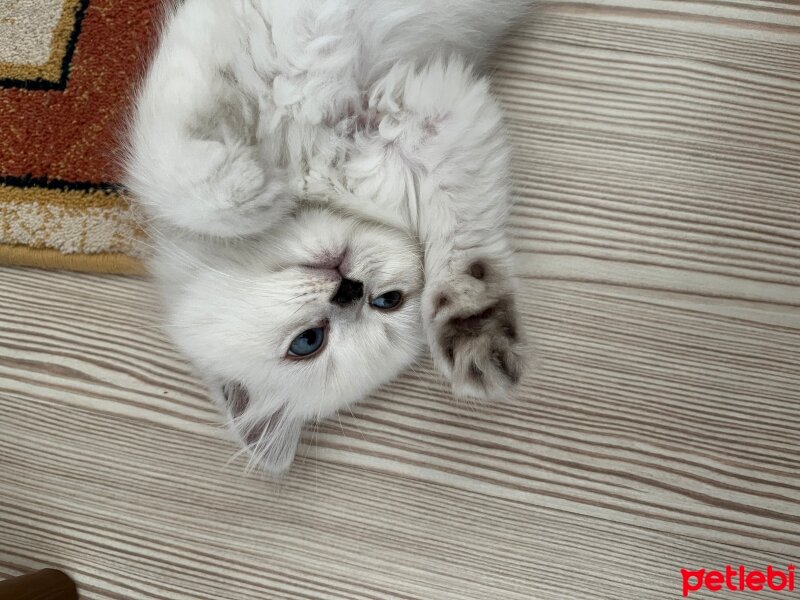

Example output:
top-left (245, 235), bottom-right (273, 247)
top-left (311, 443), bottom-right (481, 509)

top-left (353, 0), bottom-right (535, 77)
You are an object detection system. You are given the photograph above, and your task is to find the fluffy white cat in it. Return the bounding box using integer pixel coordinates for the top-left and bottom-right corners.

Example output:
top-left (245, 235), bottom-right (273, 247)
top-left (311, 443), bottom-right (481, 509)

top-left (126, 0), bottom-right (531, 475)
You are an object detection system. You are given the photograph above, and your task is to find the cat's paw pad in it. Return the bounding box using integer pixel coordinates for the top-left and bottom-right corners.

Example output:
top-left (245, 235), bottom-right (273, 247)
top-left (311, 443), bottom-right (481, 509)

top-left (428, 261), bottom-right (523, 400)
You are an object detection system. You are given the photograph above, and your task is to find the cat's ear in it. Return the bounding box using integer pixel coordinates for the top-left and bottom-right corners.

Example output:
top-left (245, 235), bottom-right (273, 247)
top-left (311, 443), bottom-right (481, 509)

top-left (219, 382), bottom-right (303, 477)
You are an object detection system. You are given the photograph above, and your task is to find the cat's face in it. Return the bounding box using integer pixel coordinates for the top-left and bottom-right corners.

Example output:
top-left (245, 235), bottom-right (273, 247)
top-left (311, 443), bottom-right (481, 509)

top-left (163, 205), bottom-right (423, 474)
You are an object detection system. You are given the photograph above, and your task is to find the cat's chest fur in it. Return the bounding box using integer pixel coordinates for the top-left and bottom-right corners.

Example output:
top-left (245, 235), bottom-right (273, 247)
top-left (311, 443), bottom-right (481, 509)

top-left (293, 100), bottom-right (432, 234)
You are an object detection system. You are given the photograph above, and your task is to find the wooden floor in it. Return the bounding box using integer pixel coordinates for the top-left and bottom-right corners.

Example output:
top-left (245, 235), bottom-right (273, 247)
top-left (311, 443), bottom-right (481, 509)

top-left (2, 1), bottom-right (800, 598)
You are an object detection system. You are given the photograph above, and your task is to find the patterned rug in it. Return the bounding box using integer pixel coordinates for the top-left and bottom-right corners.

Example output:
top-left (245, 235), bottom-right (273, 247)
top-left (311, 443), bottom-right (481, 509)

top-left (0, 0), bottom-right (158, 274)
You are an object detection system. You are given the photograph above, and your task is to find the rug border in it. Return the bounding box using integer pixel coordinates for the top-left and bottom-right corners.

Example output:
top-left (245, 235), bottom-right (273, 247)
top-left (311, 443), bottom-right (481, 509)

top-left (0, 0), bottom-right (89, 90)
top-left (0, 243), bottom-right (145, 275)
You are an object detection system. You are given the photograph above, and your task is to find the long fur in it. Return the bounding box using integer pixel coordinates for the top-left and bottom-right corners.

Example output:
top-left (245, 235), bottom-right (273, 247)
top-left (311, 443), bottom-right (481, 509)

top-left (126, 0), bottom-right (531, 475)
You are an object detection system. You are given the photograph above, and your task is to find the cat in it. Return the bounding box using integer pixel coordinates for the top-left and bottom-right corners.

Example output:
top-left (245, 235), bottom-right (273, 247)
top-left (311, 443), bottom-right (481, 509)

top-left (126, 0), bottom-right (531, 475)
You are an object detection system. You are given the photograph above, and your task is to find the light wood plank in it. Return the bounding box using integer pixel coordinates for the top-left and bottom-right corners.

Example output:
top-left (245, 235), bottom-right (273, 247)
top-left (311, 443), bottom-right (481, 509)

top-left (2, 0), bottom-right (799, 597)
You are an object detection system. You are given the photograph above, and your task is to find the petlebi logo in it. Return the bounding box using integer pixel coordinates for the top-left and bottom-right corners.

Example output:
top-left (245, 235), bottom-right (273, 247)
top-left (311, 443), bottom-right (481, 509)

top-left (681, 565), bottom-right (796, 596)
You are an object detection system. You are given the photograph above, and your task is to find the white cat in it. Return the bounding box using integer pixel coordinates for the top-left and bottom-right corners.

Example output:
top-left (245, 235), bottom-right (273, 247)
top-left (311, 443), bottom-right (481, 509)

top-left (126, 0), bottom-right (531, 475)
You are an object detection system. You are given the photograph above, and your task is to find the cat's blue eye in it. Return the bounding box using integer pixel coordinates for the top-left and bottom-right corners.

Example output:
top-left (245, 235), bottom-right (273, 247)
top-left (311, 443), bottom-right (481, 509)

top-left (371, 291), bottom-right (403, 311)
top-left (288, 327), bottom-right (326, 358)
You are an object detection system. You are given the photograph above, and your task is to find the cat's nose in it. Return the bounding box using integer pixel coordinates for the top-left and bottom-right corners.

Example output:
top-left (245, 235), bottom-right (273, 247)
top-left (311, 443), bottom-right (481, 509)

top-left (331, 278), bottom-right (364, 306)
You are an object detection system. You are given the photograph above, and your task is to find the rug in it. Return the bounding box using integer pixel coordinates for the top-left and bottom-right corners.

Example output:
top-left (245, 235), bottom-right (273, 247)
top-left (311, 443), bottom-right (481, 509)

top-left (0, 0), bottom-right (160, 275)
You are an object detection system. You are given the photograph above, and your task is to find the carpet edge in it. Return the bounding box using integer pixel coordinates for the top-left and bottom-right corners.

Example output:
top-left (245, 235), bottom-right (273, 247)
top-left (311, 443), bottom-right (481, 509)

top-left (0, 244), bottom-right (146, 276)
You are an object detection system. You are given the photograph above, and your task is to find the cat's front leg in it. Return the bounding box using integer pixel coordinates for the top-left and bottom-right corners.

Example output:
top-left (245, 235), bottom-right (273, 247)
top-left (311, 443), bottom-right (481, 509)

top-left (360, 57), bottom-right (526, 399)
top-left (413, 68), bottom-right (525, 400)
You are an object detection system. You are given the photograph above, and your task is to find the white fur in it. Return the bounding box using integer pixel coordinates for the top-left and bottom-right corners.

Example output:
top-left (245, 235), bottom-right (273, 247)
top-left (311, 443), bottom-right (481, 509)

top-left (126, 0), bottom-right (531, 475)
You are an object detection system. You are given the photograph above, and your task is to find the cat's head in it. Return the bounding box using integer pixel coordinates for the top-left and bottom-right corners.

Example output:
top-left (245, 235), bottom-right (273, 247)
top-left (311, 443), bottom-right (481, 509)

top-left (159, 204), bottom-right (423, 475)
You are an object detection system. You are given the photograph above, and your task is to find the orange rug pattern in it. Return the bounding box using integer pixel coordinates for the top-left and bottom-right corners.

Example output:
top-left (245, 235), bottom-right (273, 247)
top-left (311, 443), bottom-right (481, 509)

top-left (0, 0), bottom-right (160, 274)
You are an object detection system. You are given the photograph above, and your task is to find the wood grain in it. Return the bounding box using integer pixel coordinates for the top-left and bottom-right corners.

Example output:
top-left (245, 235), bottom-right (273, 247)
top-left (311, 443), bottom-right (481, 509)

top-left (1, 1), bottom-right (799, 598)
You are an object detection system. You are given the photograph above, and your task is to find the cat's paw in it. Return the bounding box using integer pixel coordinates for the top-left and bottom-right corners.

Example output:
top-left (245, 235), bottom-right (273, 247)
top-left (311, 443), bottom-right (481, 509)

top-left (187, 143), bottom-right (293, 238)
top-left (426, 260), bottom-right (523, 401)
top-left (134, 137), bottom-right (294, 239)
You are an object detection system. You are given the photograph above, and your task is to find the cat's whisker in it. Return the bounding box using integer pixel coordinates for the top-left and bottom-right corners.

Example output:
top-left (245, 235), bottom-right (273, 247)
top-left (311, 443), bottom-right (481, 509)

top-left (335, 413), bottom-right (353, 452)
top-left (345, 404), bottom-right (368, 444)
top-left (226, 444), bottom-right (253, 469)
top-left (405, 362), bottom-right (430, 387)
top-left (311, 420), bottom-right (320, 492)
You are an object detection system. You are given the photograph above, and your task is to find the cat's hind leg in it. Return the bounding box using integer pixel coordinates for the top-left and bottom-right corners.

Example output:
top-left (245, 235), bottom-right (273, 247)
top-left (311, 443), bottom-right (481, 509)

top-left (126, 0), bottom-right (292, 238)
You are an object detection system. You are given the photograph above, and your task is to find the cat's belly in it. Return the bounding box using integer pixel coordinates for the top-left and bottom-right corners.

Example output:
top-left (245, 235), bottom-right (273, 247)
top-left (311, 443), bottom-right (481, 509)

top-left (301, 139), bottom-right (418, 234)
